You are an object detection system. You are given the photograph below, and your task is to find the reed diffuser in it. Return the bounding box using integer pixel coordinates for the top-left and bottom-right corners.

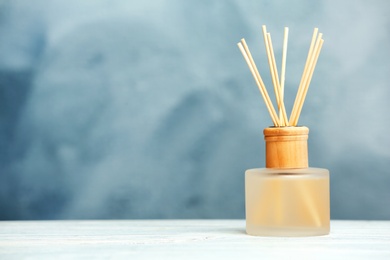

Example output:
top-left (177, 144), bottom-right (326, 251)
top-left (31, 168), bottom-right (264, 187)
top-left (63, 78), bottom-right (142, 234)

top-left (238, 26), bottom-right (329, 236)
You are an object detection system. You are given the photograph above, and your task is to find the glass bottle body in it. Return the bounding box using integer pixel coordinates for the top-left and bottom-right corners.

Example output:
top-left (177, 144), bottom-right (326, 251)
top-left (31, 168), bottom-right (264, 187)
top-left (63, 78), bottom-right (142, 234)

top-left (245, 167), bottom-right (330, 236)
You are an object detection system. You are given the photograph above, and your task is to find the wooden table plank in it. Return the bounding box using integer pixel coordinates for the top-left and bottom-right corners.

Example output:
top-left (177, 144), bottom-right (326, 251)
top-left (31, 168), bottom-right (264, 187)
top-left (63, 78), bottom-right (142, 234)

top-left (0, 220), bottom-right (389, 259)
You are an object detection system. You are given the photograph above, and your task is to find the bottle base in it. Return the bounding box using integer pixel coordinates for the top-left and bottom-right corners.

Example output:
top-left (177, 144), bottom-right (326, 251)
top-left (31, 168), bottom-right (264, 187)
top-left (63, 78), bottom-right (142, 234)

top-left (246, 225), bottom-right (330, 237)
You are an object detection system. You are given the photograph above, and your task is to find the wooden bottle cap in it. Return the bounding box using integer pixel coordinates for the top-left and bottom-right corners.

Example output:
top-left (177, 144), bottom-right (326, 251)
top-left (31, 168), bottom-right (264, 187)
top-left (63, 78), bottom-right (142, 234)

top-left (264, 126), bottom-right (309, 169)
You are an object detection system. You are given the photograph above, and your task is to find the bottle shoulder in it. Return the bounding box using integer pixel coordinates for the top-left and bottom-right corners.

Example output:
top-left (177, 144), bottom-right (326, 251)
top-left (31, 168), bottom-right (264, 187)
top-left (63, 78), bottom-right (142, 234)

top-left (245, 167), bottom-right (329, 177)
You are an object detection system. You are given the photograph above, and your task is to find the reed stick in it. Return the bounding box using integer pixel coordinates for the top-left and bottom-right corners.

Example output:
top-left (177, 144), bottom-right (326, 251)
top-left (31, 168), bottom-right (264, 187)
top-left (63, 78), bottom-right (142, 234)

top-left (289, 28), bottom-right (319, 125)
top-left (237, 41), bottom-right (280, 126)
top-left (280, 27), bottom-right (289, 123)
top-left (238, 26), bottom-right (324, 127)
top-left (261, 26), bottom-right (288, 126)
top-left (261, 27), bottom-right (281, 117)
top-left (291, 38), bottom-right (324, 126)
top-left (266, 33), bottom-right (289, 126)
top-left (290, 33), bottom-right (323, 125)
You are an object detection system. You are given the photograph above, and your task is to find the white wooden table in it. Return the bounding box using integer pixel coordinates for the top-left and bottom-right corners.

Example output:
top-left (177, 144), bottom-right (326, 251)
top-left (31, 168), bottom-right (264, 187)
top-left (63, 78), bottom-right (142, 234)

top-left (0, 220), bottom-right (389, 259)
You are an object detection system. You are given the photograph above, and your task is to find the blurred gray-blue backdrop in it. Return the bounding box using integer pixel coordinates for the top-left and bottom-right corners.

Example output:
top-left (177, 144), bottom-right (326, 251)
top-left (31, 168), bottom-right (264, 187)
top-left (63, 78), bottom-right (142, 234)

top-left (0, 0), bottom-right (389, 220)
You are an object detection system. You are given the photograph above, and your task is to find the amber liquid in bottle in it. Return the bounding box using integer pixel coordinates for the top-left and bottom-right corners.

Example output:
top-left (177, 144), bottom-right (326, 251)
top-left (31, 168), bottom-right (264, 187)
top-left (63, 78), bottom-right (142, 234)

top-left (245, 126), bottom-right (330, 236)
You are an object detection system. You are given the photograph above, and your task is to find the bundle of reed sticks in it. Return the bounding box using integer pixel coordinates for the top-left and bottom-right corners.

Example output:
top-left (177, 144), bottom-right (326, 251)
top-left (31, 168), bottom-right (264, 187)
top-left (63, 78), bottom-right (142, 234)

top-left (238, 26), bottom-right (324, 126)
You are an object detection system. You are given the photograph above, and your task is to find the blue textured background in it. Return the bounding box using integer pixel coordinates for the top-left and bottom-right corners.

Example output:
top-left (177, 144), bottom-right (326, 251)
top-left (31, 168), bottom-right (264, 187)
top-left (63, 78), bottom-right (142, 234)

top-left (0, 0), bottom-right (389, 220)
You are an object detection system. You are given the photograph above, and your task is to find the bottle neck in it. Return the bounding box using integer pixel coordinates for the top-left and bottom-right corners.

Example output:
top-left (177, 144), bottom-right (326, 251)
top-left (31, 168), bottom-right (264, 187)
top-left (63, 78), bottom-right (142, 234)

top-left (264, 126), bottom-right (309, 169)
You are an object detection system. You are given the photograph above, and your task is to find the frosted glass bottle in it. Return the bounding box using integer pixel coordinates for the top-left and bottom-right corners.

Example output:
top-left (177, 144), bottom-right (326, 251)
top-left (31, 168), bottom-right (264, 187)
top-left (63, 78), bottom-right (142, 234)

top-left (245, 126), bottom-right (330, 236)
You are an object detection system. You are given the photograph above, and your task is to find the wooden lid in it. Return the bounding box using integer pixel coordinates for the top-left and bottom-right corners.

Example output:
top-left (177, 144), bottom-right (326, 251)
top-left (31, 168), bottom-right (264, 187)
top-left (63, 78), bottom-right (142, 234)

top-left (264, 126), bottom-right (309, 169)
